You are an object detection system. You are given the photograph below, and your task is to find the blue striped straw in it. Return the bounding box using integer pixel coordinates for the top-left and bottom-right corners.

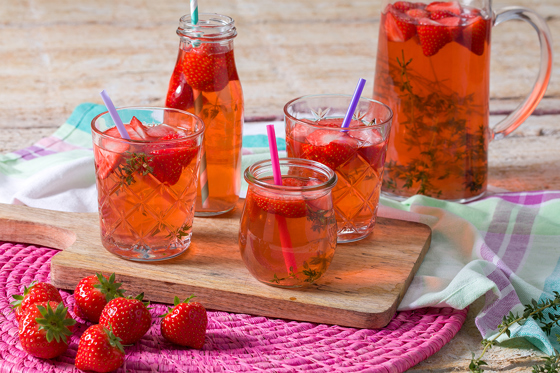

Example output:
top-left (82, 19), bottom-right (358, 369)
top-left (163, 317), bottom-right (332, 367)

top-left (190, 0), bottom-right (199, 25)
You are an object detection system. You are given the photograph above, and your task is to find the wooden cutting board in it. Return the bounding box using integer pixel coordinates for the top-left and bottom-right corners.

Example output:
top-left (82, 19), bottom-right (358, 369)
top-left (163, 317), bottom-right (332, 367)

top-left (0, 201), bottom-right (431, 329)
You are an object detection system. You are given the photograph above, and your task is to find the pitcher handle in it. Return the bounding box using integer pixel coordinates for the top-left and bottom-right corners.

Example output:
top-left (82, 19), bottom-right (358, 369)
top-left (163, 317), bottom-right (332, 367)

top-left (491, 7), bottom-right (553, 140)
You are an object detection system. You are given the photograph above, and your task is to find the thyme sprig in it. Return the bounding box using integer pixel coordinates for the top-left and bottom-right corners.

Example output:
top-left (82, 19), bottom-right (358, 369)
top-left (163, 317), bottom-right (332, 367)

top-left (470, 292), bottom-right (560, 372)
top-left (115, 152), bottom-right (153, 186)
top-left (379, 50), bottom-right (487, 198)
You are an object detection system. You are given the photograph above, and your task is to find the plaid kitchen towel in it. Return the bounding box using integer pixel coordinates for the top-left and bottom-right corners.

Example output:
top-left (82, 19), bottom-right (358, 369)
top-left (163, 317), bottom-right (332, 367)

top-left (1, 103), bottom-right (559, 355)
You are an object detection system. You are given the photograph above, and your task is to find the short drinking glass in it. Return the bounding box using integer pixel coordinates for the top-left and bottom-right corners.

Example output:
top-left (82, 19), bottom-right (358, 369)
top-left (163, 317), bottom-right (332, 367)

top-left (284, 95), bottom-right (393, 243)
top-left (239, 158), bottom-right (338, 288)
top-left (91, 107), bottom-right (204, 261)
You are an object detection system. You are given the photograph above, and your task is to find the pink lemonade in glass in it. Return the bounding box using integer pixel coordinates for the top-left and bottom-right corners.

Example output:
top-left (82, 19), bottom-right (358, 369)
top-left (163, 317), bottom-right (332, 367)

top-left (91, 108), bottom-right (204, 261)
top-left (284, 95), bottom-right (393, 243)
top-left (239, 159), bottom-right (338, 288)
top-left (374, 1), bottom-right (492, 201)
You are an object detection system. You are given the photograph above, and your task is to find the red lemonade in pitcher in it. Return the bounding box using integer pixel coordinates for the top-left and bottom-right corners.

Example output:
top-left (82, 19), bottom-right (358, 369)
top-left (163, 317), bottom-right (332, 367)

top-left (374, 1), bottom-right (492, 201)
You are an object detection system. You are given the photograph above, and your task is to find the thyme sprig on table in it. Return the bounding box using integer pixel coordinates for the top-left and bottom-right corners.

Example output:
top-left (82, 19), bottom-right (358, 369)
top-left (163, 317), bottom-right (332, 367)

top-left (469, 292), bottom-right (560, 372)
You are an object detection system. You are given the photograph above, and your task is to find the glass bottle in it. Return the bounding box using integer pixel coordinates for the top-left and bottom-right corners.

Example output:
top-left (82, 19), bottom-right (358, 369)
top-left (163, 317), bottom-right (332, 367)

top-left (166, 13), bottom-right (244, 216)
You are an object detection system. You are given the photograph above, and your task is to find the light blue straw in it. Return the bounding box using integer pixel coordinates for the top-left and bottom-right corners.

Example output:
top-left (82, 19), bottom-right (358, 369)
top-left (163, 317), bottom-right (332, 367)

top-left (100, 90), bottom-right (130, 139)
top-left (341, 78), bottom-right (366, 129)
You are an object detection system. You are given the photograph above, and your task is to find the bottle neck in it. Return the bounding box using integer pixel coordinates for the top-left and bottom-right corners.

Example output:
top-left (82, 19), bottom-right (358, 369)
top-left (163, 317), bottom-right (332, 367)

top-left (177, 13), bottom-right (237, 42)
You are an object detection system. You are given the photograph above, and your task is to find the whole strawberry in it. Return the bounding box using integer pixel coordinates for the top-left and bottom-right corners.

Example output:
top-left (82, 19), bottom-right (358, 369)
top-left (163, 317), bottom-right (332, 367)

top-left (161, 295), bottom-right (208, 349)
top-left (18, 301), bottom-right (76, 359)
top-left (182, 43), bottom-right (234, 92)
top-left (75, 324), bottom-right (125, 373)
top-left (11, 281), bottom-right (63, 324)
top-left (74, 273), bottom-right (125, 323)
top-left (99, 293), bottom-right (152, 345)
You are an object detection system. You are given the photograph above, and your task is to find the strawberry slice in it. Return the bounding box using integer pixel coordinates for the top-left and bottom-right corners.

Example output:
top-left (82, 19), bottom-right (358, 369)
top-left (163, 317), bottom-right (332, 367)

top-left (249, 178), bottom-right (308, 219)
top-left (95, 127), bottom-right (129, 180)
top-left (149, 133), bottom-right (199, 185)
top-left (182, 43), bottom-right (234, 92)
top-left (429, 10), bottom-right (456, 20)
top-left (416, 17), bottom-right (452, 56)
top-left (166, 70), bottom-right (195, 111)
top-left (407, 8), bottom-right (429, 19)
top-left (392, 1), bottom-right (416, 12)
top-left (437, 16), bottom-right (462, 40)
top-left (129, 116), bottom-right (156, 141)
top-left (458, 15), bottom-right (488, 56)
top-left (384, 11), bottom-right (416, 43)
top-left (426, 1), bottom-right (462, 15)
top-left (303, 130), bottom-right (357, 170)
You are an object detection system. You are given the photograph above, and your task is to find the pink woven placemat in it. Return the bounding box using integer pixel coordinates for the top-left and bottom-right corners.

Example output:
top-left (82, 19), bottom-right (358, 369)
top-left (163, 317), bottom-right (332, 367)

top-left (0, 242), bottom-right (467, 373)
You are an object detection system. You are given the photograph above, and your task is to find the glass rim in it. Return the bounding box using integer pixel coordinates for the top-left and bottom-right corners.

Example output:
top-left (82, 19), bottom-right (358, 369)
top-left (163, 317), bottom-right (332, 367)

top-left (245, 158), bottom-right (338, 193)
top-left (91, 106), bottom-right (205, 144)
top-left (177, 13), bottom-right (237, 41)
top-left (283, 94), bottom-right (393, 130)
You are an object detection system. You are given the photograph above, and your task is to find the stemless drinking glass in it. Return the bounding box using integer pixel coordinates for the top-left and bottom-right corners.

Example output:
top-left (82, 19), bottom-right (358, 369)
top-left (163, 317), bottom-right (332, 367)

top-left (284, 95), bottom-right (393, 243)
top-left (91, 107), bottom-right (204, 261)
top-left (239, 158), bottom-right (338, 288)
top-left (373, 0), bottom-right (553, 202)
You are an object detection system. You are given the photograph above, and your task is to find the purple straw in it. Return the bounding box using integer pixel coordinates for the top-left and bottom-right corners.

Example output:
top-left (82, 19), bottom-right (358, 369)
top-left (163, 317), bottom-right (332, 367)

top-left (266, 124), bottom-right (283, 186)
top-left (100, 90), bottom-right (130, 140)
top-left (341, 78), bottom-right (366, 129)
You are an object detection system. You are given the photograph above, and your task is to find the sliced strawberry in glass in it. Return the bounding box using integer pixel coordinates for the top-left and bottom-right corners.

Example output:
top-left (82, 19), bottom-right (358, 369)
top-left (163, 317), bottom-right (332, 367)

top-left (426, 1), bottom-right (462, 15)
top-left (385, 11), bottom-right (416, 43)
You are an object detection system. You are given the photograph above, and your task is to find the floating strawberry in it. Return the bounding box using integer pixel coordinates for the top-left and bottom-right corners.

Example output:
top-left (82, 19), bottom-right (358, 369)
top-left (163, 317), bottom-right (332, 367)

top-left (182, 43), bottom-right (234, 92)
top-left (425, 1), bottom-right (462, 15)
top-left (437, 16), bottom-right (462, 41)
top-left (251, 190), bottom-right (307, 219)
top-left (303, 130), bottom-right (357, 170)
top-left (94, 134), bottom-right (129, 180)
top-left (74, 273), bottom-right (125, 323)
top-left (407, 8), bottom-right (429, 19)
top-left (416, 17), bottom-right (452, 56)
top-left (429, 10), bottom-right (456, 20)
top-left (161, 295), bottom-right (208, 349)
top-left (149, 133), bottom-right (200, 185)
top-left (459, 15), bottom-right (488, 56)
top-left (392, 1), bottom-right (417, 12)
top-left (11, 282), bottom-right (63, 324)
top-left (75, 324), bottom-right (125, 373)
top-left (166, 70), bottom-right (195, 110)
top-left (18, 301), bottom-right (76, 359)
top-left (384, 11), bottom-right (416, 42)
top-left (99, 293), bottom-right (152, 345)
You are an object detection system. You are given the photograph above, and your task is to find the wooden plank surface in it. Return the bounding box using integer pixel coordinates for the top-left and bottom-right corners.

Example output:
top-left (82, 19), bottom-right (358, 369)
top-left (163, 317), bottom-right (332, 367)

top-left (0, 201), bottom-right (431, 329)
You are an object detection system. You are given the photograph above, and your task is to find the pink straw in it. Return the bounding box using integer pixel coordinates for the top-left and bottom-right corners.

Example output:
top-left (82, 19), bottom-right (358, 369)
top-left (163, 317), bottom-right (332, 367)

top-left (341, 78), bottom-right (366, 129)
top-left (266, 124), bottom-right (298, 275)
top-left (100, 90), bottom-right (130, 140)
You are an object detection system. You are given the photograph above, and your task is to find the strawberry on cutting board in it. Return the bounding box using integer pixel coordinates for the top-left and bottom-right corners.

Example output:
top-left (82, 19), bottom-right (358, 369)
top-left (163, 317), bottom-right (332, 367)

top-left (11, 282), bottom-right (63, 324)
top-left (161, 295), bottom-right (208, 349)
top-left (99, 293), bottom-right (152, 345)
top-left (74, 273), bottom-right (125, 323)
top-left (75, 324), bottom-right (125, 373)
top-left (18, 301), bottom-right (76, 359)
top-left (182, 43), bottom-right (234, 92)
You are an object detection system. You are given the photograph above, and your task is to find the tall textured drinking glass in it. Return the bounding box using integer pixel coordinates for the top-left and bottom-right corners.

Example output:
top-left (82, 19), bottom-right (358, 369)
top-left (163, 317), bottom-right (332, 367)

top-left (239, 158), bottom-right (338, 288)
top-left (91, 107), bottom-right (204, 261)
top-left (285, 95), bottom-right (393, 243)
